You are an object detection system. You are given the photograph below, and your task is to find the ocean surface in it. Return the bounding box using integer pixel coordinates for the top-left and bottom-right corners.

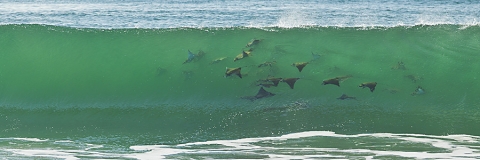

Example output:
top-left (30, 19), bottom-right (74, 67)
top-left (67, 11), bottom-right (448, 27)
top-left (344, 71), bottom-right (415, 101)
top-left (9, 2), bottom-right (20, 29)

top-left (1, 0), bottom-right (480, 159)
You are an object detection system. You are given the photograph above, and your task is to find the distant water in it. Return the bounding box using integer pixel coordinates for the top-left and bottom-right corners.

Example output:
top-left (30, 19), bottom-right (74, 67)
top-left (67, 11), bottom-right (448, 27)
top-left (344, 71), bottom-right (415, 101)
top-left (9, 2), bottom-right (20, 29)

top-left (1, 0), bottom-right (480, 159)
top-left (1, 0), bottom-right (480, 28)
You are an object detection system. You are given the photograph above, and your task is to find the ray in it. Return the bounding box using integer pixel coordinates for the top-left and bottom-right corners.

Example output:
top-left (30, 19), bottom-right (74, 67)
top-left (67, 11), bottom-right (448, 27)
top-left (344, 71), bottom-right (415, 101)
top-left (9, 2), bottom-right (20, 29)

top-left (225, 67), bottom-right (242, 78)
top-left (210, 57), bottom-right (228, 64)
top-left (257, 61), bottom-right (276, 68)
top-left (337, 94), bottom-right (357, 100)
top-left (267, 77), bottom-right (282, 87)
top-left (256, 83), bottom-right (275, 88)
top-left (391, 61), bottom-right (406, 70)
top-left (233, 49), bottom-right (252, 62)
top-left (411, 86), bottom-right (425, 96)
top-left (241, 87), bottom-right (275, 101)
top-left (282, 78), bottom-right (300, 89)
top-left (257, 77), bottom-right (282, 87)
top-left (322, 77), bottom-right (340, 87)
top-left (182, 50), bottom-right (196, 64)
top-left (359, 82), bottom-right (377, 92)
top-left (292, 62), bottom-right (308, 72)
top-left (246, 39), bottom-right (261, 47)
top-left (311, 52), bottom-right (322, 61)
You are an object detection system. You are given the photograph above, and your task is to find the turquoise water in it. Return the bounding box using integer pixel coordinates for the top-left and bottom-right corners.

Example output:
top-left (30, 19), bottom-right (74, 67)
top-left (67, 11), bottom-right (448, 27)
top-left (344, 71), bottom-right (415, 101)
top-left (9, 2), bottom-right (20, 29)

top-left (1, 24), bottom-right (480, 159)
top-left (1, 24), bottom-right (479, 108)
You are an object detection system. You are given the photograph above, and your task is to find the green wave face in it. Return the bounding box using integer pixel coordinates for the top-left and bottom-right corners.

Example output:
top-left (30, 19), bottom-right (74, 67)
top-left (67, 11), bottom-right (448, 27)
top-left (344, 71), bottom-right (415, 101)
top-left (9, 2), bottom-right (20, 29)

top-left (1, 25), bottom-right (480, 140)
top-left (1, 25), bottom-right (479, 107)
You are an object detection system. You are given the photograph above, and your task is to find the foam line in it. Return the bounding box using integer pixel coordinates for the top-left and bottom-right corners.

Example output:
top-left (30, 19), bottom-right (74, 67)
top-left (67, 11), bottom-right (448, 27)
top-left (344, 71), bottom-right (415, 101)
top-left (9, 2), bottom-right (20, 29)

top-left (129, 131), bottom-right (480, 159)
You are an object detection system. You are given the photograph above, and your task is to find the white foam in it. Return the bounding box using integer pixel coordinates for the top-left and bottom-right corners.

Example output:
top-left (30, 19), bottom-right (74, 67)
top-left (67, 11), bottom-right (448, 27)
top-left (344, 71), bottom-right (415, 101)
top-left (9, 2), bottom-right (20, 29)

top-left (129, 131), bottom-right (480, 159)
top-left (6, 149), bottom-right (79, 160)
top-left (5, 147), bottom-right (126, 160)
top-left (54, 140), bottom-right (74, 143)
top-left (3, 131), bottom-right (479, 159)
top-left (12, 138), bottom-right (49, 142)
top-left (273, 9), bottom-right (315, 28)
top-left (127, 145), bottom-right (185, 160)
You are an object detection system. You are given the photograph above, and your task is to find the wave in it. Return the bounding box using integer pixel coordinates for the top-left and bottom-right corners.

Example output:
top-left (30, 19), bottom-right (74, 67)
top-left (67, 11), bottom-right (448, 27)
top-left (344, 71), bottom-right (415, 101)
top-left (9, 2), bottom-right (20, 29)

top-left (1, 24), bottom-right (480, 142)
top-left (1, 24), bottom-right (479, 108)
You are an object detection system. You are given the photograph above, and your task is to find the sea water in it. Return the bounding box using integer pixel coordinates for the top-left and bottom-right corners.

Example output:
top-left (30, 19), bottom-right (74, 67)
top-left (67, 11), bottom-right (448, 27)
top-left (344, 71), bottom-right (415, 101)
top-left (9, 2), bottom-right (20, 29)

top-left (1, 0), bottom-right (480, 159)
